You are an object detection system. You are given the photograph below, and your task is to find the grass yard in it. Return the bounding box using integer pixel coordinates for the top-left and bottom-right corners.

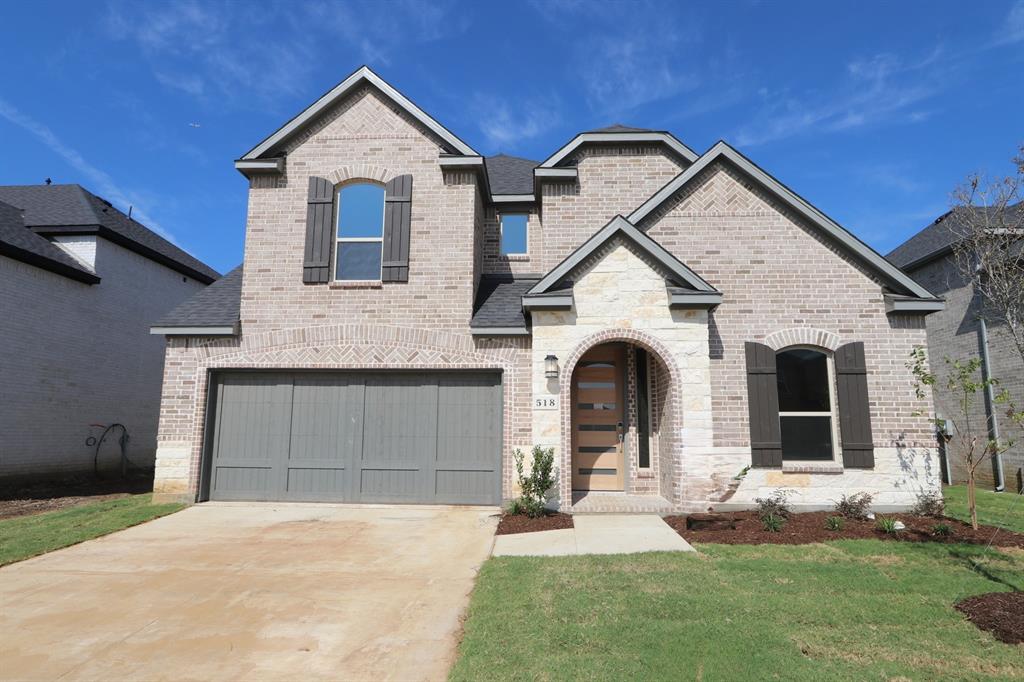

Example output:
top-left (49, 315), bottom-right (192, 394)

top-left (452, 541), bottom-right (1023, 681)
top-left (0, 493), bottom-right (183, 566)
top-left (944, 484), bottom-right (1024, 534)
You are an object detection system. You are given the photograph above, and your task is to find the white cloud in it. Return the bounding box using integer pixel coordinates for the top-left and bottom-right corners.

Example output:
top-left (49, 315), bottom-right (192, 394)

top-left (997, 0), bottom-right (1024, 44)
top-left (734, 52), bottom-right (942, 147)
top-left (0, 97), bottom-right (179, 246)
top-left (474, 94), bottom-right (562, 150)
top-left (580, 38), bottom-right (701, 115)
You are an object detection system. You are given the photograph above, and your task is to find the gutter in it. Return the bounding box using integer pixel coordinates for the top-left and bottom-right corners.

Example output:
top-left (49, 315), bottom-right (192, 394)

top-left (978, 317), bottom-right (1006, 491)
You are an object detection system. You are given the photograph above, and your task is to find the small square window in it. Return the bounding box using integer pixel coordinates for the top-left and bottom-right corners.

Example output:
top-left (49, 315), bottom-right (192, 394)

top-left (500, 213), bottom-right (528, 255)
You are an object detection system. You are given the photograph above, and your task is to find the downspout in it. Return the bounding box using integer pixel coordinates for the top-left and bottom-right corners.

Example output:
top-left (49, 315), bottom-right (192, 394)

top-left (978, 317), bottom-right (1006, 492)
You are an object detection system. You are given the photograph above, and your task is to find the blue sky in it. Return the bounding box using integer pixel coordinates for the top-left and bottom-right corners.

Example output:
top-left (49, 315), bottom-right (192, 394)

top-left (1, 1), bottom-right (1022, 275)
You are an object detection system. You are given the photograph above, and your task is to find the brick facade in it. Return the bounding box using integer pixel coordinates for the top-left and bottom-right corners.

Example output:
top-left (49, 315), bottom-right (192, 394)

top-left (1, 237), bottom-right (206, 478)
top-left (153, 77), bottom-right (940, 510)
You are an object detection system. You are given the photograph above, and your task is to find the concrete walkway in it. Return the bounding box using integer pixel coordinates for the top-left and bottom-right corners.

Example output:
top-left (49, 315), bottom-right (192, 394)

top-left (492, 514), bottom-right (694, 557)
top-left (0, 503), bottom-right (497, 682)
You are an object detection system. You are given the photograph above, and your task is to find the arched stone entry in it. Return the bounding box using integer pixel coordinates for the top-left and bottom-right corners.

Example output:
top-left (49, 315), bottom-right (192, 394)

top-left (557, 329), bottom-right (683, 508)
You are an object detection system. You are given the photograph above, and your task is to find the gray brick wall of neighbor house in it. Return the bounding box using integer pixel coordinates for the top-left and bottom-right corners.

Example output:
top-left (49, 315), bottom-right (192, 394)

top-left (152, 68), bottom-right (940, 508)
top-left (909, 255), bottom-right (1024, 491)
top-left (0, 238), bottom-right (207, 478)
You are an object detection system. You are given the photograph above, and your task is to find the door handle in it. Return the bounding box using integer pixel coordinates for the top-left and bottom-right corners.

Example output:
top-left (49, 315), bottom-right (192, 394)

top-left (616, 421), bottom-right (624, 442)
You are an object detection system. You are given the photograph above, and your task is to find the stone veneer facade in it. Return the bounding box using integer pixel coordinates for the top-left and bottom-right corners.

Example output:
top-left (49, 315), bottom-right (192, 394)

top-left (153, 78), bottom-right (940, 510)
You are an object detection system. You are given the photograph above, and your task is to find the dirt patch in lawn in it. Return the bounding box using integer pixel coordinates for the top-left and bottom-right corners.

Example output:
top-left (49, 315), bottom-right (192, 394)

top-left (0, 474), bottom-right (153, 520)
top-left (496, 512), bottom-right (573, 535)
top-left (664, 511), bottom-right (1024, 548)
top-left (956, 592), bottom-right (1024, 644)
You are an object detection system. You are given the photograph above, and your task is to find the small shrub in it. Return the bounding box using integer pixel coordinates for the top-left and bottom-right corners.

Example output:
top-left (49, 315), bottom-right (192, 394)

top-left (833, 492), bottom-right (874, 520)
top-left (931, 523), bottom-right (953, 537)
top-left (762, 513), bottom-right (785, 532)
top-left (911, 490), bottom-right (945, 518)
top-left (876, 517), bottom-right (899, 534)
top-left (825, 516), bottom-right (844, 531)
top-left (754, 489), bottom-right (791, 521)
top-left (510, 446), bottom-right (556, 518)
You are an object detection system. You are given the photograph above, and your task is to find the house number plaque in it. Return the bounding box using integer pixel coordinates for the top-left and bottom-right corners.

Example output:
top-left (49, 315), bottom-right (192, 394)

top-left (534, 396), bottom-right (559, 410)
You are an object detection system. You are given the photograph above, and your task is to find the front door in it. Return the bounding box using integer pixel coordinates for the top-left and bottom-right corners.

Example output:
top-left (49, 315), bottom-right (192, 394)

top-left (571, 344), bottom-right (625, 491)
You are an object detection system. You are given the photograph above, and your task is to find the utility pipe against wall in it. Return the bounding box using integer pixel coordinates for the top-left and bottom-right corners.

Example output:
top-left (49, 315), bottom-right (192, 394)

top-left (978, 318), bottom-right (1006, 492)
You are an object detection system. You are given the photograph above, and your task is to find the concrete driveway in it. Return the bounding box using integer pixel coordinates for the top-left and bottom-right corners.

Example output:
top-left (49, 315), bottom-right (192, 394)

top-left (0, 503), bottom-right (498, 681)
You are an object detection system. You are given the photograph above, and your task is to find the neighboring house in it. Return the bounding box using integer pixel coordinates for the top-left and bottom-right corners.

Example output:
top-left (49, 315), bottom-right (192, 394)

top-left (888, 205), bottom-right (1024, 493)
top-left (0, 184), bottom-right (219, 479)
top-left (150, 66), bottom-right (944, 512)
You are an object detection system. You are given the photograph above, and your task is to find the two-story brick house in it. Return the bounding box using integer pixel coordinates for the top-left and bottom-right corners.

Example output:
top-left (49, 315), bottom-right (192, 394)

top-left (151, 66), bottom-right (944, 512)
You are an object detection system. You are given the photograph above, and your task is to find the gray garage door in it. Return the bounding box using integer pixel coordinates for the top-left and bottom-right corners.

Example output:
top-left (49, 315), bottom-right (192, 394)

top-left (201, 371), bottom-right (502, 504)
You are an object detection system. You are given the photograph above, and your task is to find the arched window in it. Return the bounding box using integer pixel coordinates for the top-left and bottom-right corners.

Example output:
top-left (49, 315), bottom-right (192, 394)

top-left (335, 183), bottom-right (385, 281)
top-left (776, 347), bottom-right (839, 461)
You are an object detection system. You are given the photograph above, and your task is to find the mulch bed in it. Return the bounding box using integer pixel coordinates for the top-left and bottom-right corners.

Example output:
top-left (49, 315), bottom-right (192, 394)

top-left (0, 474), bottom-right (152, 520)
top-left (956, 592), bottom-right (1024, 644)
top-left (664, 511), bottom-right (1024, 548)
top-left (496, 512), bottom-right (574, 535)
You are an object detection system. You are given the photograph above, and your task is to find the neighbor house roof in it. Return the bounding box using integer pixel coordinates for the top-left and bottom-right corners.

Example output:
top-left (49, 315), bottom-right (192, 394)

top-left (238, 65), bottom-right (478, 165)
top-left (470, 275), bottom-right (540, 335)
top-left (0, 184), bottom-right (219, 283)
top-left (484, 155), bottom-right (539, 196)
top-left (0, 200), bottom-right (100, 284)
top-left (886, 203), bottom-right (1024, 271)
top-left (628, 141), bottom-right (940, 302)
top-left (151, 265), bottom-right (242, 335)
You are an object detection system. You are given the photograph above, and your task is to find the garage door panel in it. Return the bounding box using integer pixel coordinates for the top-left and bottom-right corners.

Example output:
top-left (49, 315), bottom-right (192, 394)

top-left (359, 468), bottom-right (420, 502)
top-left (212, 466), bottom-right (274, 499)
top-left (287, 468), bottom-right (348, 500)
top-left (286, 376), bottom-right (361, 499)
top-left (436, 376), bottom-right (501, 467)
top-left (434, 470), bottom-right (495, 504)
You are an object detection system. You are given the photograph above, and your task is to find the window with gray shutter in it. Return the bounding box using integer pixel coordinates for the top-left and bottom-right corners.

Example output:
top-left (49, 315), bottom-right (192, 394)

top-left (834, 342), bottom-right (875, 468)
top-left (745, 341), bottom-right (782, 467)
top-left (382, 174), bottom-right (412, 282)
top-left (303, 176), bottom-right (335, 284)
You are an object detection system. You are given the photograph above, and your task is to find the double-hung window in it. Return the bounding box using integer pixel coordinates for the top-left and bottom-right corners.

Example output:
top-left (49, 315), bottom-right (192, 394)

top-left (776, 348), bottom-right (839, 461)
top-left (500, 213), bottom-right (528, 256)
top-left (335, 183), bottom-right (385, 281)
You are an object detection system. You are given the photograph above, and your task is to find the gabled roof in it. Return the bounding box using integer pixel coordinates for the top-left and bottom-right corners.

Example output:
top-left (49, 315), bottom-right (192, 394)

top-left (151, 264), bottom-right (242, 335)
top-left (0, 184), bottom-right (219, 283)
top-left (526, 215), bottom-right (720, 301)
top-left (628, 141), bottom-right (939, 301)
top-left (587, 124), bottom-right (654, 133)
top-left (887, 203), bottom-right (1024, 270)
top-left (0, 200), bottom-right (100, 284)
top-left (239, 65), bottom-right (478, 161)
top-left (540, 129), bottom-right (698, 168)
top-left (484, 154), bottom-right (538, 195)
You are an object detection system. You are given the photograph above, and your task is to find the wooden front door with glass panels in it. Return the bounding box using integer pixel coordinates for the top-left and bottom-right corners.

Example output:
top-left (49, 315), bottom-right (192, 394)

top-left (571, 344), bottom-right (625, 491)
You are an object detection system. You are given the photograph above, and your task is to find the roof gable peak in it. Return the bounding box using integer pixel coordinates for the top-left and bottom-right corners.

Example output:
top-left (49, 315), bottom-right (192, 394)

top-left (240, 65), bottom-right (478, 161)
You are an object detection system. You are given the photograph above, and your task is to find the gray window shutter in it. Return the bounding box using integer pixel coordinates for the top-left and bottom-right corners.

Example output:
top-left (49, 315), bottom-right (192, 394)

top-left (382, 174), bottom-right (412, 282)
top-left (835, 342), bottom-right (875, 468)
top-left (745, 342), bottom-right (782, 467)
top-left (303, 176), bottom-right (334, 284)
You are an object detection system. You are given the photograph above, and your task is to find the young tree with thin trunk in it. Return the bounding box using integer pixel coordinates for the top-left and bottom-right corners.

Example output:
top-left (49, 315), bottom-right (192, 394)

top-left (908, 349), bottom-right (1014, 529)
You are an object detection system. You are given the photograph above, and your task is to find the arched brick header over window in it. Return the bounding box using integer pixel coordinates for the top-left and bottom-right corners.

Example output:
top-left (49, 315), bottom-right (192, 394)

top-left (556, 328), bottom-right (685, 506)
top-left (763, 328), bottom-right (840, 352)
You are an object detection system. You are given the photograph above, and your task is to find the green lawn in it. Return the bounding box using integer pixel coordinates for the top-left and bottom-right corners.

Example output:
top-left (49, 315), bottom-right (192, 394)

top-left (943, 484), bottom-right (1024, 534)
top-left (452, 541), bottom-right (1023, 681)
top-left (0, 493), bottom-right (183, 566)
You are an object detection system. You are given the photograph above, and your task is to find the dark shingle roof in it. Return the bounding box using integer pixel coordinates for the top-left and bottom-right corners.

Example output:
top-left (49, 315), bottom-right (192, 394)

top-left (587, 124), bottom-right (655, 133)
top-left (153, 265), bottom-right (242, 329)
top-left (887, 203), bottom-right (1024, 270)
top-left (0, 200), bottom-right (100, 283)
top-left (0, 184), bottom-right (219, 283)
top-left (471, 275), bottom-right (540, 328)
top-left (484, 155), bottom-right (538, 195)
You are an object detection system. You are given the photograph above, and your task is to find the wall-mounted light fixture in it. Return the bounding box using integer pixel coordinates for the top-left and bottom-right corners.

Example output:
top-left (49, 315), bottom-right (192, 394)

top-left (544, 354), bottom-right (559, 379)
